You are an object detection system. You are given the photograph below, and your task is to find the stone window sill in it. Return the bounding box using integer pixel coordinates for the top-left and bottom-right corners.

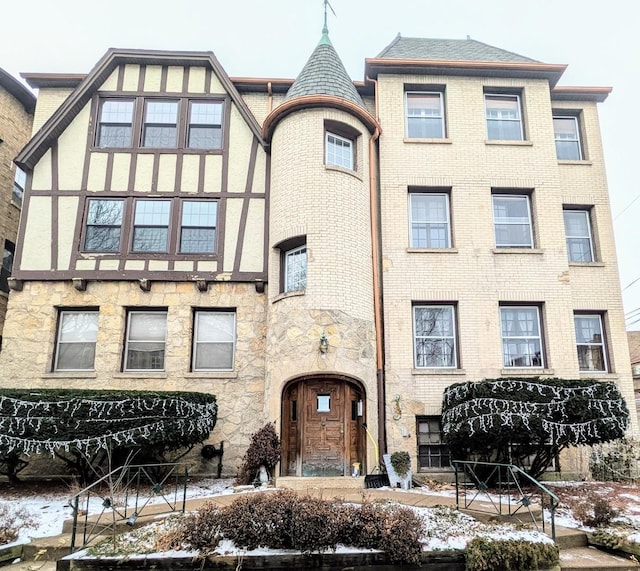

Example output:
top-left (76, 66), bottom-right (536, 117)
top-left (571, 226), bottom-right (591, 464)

top-left (569, 261), bottom-right (605, 267)
top-left (485, 140), bottom-right (533, 147)
top-left (493, 248), bottom-right (544, 255)
top-left (272, 290), bottom-right (305, 304)
top-left (325, 164), bottom-right (363, 181)
top-left (407, 248), bottom-right (458, 254)
top-left (42, 372), bottom-right (98, 379)
top-left (403, 138), bottom-right (452, 145)
top-left (558, 160), bottom-right (593, 166)
top-left (501, 368), bottom-right (554, 376)
top-left (184, 372), bottom-right (238, 379)
top-left (412, 368), bottom-right (466, 376)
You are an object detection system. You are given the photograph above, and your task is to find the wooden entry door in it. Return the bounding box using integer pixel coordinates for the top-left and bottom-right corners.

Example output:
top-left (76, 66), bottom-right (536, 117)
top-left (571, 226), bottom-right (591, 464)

top-left (282, 379), bottom-right (364, 477)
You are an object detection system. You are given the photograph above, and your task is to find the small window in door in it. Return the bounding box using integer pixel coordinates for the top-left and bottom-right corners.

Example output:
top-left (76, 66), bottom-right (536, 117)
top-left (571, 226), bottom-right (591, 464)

top-left (317, 394), bottom-right (330, 412)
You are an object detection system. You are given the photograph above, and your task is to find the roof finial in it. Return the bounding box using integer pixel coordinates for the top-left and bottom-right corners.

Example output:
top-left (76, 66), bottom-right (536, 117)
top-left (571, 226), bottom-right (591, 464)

top-left (323, 0), bottom-right (336, 35)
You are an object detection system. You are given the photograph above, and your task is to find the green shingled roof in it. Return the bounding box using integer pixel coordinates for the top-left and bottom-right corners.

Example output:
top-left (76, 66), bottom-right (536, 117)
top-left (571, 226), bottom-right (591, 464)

top-left (285, 31), bottom-right (365, 108)
top-left (377, 35), bottom-right (540, 63)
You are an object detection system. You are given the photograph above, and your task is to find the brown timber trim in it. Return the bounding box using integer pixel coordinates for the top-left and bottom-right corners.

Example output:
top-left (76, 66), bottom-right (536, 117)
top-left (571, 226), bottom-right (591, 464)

top-left (182, 67), bottom-right (189, 93)
top-left (205, 68), bottom-right (212, 93)
top-left (69, 197), bottom-right (86, 268)
top-left (105, 153), bottom-right (115, 191)
top-left (197, 155), bottom-right (206, 193)
top-left (233, 136), bottom-right (258, 275)
top-left (137, 65), bottom-right (146, 92)
top-left (51, 143), bottom-right (60, 270)
top-left (220, 96), bottom-right (231, 193)
top-left (12, 270), bottom-right (267, 282)
top-left (263, 153), bottom-right (271, 276)
top-left (116, 66), bottom-right (125, 92)
top-left (14, 172), bottom-right (33, 273)
top-left (160, 66), bottom-right (168, 92)
top-left (174, 154), bottom-right (183, 193)
top-left (151, 154), bottom-right (160, 192)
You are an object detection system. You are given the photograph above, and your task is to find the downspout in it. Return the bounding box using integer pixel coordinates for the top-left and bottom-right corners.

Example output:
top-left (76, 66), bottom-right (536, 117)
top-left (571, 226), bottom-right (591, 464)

top-left (267, 81), bottom-right (273, 114)
top-left (367, 75), bottom-right (386, 465)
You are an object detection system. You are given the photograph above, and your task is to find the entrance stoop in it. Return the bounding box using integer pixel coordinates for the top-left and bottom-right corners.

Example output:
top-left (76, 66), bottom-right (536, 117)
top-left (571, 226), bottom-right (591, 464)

top-left (275, 476), bottom-right (365, 492)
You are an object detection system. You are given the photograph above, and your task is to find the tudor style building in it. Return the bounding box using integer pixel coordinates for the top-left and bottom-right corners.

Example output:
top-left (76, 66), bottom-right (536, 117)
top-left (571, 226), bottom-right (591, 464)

top-left (0, 68), bottom-right (35, 341)
top-left (0, 29), bottom-right (635, 478)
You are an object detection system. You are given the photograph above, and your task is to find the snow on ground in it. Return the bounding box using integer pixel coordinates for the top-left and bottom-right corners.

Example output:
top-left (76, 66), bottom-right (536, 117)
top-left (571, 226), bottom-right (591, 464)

top-left (3, 477), bottom-right (640, 555)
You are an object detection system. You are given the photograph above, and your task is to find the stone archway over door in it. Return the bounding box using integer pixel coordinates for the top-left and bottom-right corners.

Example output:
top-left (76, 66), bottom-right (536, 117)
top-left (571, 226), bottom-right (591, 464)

top-left (281, 378), bottom-right (365, 477)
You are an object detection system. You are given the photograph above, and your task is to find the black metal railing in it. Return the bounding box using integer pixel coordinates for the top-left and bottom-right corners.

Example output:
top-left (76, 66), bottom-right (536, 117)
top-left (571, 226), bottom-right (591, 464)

top-left (68, 463), bottom-right (189, 551)
top-left (452, 460), bottom-right (559, 541)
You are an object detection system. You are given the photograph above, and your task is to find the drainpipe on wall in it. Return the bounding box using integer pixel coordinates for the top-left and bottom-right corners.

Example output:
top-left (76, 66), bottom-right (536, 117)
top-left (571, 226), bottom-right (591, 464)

top-left (267, 81), bottom-right (273, 114)
top-left (367, 75), bottom-right (386, 464)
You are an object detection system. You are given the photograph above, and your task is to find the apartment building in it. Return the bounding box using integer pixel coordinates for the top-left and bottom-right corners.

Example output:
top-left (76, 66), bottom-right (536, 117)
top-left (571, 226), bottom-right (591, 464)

top-left (0, 29), bottom-right (633, 478)
top-left (0, 68), bottom-right (34, 341)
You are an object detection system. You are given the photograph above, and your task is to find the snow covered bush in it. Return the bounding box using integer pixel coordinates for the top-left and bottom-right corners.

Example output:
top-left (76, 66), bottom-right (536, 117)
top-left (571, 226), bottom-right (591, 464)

top-left (465, 536), bottom-right (559, 571)
top-left (0, 504), bottom-right (36, 545)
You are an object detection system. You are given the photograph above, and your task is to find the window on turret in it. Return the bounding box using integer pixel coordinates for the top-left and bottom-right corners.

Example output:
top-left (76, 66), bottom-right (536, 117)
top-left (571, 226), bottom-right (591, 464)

top-left (326, 132), bottom-right (353, 169)
top-left (277, 236), bottom-right (307, 294)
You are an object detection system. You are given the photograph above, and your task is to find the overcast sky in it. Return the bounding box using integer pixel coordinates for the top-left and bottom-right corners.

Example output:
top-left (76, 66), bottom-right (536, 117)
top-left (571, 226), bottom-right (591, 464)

top-left (1, 0), bottom-right (638, 330)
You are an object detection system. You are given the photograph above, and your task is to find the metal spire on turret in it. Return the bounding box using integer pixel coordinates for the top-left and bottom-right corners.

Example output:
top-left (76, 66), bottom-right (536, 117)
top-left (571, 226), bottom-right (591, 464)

top-left (284, 0), bottom-right (365, 108)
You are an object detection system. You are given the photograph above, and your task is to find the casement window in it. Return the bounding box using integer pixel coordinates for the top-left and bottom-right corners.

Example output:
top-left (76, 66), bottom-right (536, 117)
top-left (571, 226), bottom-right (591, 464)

top-left (500, 305), bottom-right (544, 368)
top-left (492, 194), bottom-right (533, 248)
top-left (417, 416), bottom-right (451, 470)
top-left (553, 115), bottom-right (583, 160)
top-left (574, 314), bottom-right (608, 372)
top-left (180, 201), bottom-right (217, 253)
top-left (95, 97), bottom-right (224, 150)
top-left (192, 311), bottom-right (236, 371)
top-left (325, 132), bottom-right (354, 170)
top-left (132, 200), bottom-right (171, 252)
top-left (84, 199), bottom-right (124, 252)
top-left (124, 311), bottom-right (167, 371)
top-left (485, 93), bottom-right (524, 141)
top-left (54, 310), bottom-right (98, 371)
top-left (409, 192), bottom-right (451, 248)
top-left (284, 244), bottom-right (307, 293)
top-left (0, 241), bottom-right (15, 294)
top-left (413, 305), bottom-right (457, 368)
top-left (97, 99), bottom-right (134, 148)
top-left (143, 100), bottom-right (179, 148)
top-left (188, 102), bottom-right (223, 149)
top-left (563, 209), bottom-right (594, 262)
top-left (406, 92), bottom-right (445, 138)
top-left (12, 168), bottom-right (25, 207)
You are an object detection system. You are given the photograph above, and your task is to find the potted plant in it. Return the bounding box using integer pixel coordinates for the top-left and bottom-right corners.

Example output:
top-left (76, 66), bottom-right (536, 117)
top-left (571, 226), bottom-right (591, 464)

top-left (390, 451), bottom-right (411, 478)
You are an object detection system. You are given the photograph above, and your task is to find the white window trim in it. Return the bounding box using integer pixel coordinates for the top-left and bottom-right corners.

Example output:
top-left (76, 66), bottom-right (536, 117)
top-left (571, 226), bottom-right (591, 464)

top-left (284, 244), bottom-right (307, 293)
top-left (564, 209), bottom-right (594, 262)
top-left (54, 310), bottom-right (98, 372)
top-left (124, 311), bottom-right (168, 372)
top-left (192, 311), bottom-right (236, 372)
top-left (325, 132), bottom-right (354, 170)
top-left (485, 93), bottom-right (524, 141)
top-left (409, 193), bottom-right (451, 248)
top-left (500, 306), bottom-right (544, 369)
top-left (553, 115), bottom-right (583, 160)
top-left (412, 304), bottom-right (458, 369)
top-left (492, 194), bottom-right (534, 248)
top-left (405, 91), bottom-right (445, 139)
top-left (575, 314), bottom-right (608, 373)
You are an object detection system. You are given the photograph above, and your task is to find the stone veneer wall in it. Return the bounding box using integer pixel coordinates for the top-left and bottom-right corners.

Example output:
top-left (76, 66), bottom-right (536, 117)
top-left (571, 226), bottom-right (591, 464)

top-left (0, 84), bottom-right (34, 338)
top-left (0, 280), bottom-right (267, 477)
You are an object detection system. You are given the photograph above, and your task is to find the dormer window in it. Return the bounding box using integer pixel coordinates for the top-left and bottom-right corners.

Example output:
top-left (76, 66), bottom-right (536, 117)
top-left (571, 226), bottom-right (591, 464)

top-left (94, 97), bottom-right (224, 151)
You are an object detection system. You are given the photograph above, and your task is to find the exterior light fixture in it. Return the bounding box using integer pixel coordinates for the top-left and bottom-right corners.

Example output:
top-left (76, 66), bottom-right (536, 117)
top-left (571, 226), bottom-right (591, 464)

top-left (126, 513), bottom-right (138, 526)
top-left (319, 330), bottom-right (329, 354)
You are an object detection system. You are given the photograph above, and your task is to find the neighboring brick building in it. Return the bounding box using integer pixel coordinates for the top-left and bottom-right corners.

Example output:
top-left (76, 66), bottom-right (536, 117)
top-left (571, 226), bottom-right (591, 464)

top-left (0, 68), bottom-right (35, 342)
top-left (0, 29), bottom-right (634, 478)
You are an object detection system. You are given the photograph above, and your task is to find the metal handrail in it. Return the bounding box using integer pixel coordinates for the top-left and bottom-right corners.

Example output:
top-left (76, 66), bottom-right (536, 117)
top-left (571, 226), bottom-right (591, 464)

top-left (68, 463), bottom-right (189, 551)
top-left (452, 460), bottom-right (559, 541)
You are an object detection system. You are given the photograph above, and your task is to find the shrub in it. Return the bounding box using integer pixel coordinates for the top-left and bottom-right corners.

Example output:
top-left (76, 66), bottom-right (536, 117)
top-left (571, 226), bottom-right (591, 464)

top-left (590, 437), bottom-right (640, 481)
top-left (0, 504), bottom-right (37, 545)
top-left (563, 493), bottom-right (618, 528)
top-left (170, 491), bottom-right (424, 564)
top-left (390, 451), bottom-right (411, 478)
top-left (235, 422), bottom-right (281, 485)
top-left (465, 536), bottom-right (559, 571)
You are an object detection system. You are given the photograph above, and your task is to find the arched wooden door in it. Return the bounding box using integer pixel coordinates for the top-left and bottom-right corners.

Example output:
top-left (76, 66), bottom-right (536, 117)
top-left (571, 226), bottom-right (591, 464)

top-left (281, 378), bottom-right (365, 477)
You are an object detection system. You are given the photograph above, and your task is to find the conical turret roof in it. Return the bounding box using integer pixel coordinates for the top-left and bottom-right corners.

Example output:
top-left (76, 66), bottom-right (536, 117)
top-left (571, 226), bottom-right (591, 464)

top-left (285, 28), bottom-right (365, 109)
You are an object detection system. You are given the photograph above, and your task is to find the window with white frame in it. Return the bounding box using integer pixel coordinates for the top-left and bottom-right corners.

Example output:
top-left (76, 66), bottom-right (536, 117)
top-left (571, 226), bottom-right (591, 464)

top-left (574, 314), bottom-right (608, 372)
top-left (409, 192), bottom-right (451, 248)
top-left (325, 132), bottom-right (353, 170)
top-left (54, 310), bottom-right (99, 371)
top-left (406, 92), bottom-right (445, 138)
top-left (500, 306), bottom-right (544, 368)
top-left (188, 101), bottom-right (223, 149)
top-left (485, 93), bottom-right (523, 140)
top-left (284, 244), bottom-right (307, 293)
top-left (84, 199), bottom-right (124, 252)
top-left (124, 311), bottom-right (167, 371)
top-left (553, 115), bottom-right (583, 160)
top-left (12, 168), bottom-right (26, 207)
top-left (563, 209), bottom-right (594, 262)
top-left (180, 201), bottom-right (217, 253)
top-left (417, 416), bottom-right (451, 469)
top-left (492, 194), bottom-right (533, 248)
top-left (192, 311), bottom-right (236, 371)
top-left (96, 99), bottom-right (134, 148)
top-left (413, 305), bottom-right (457, 368)
top-left (132, 200), bottom-right (171, 252)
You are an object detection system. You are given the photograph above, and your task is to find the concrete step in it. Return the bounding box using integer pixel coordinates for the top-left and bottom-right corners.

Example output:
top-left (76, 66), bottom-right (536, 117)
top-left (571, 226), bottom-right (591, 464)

top-left (555, 526), bottom-right (589, 549)
top-left (275, 476), bottom-right (366, 491)
top-left (560, 546), bottom-right (640, 570)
